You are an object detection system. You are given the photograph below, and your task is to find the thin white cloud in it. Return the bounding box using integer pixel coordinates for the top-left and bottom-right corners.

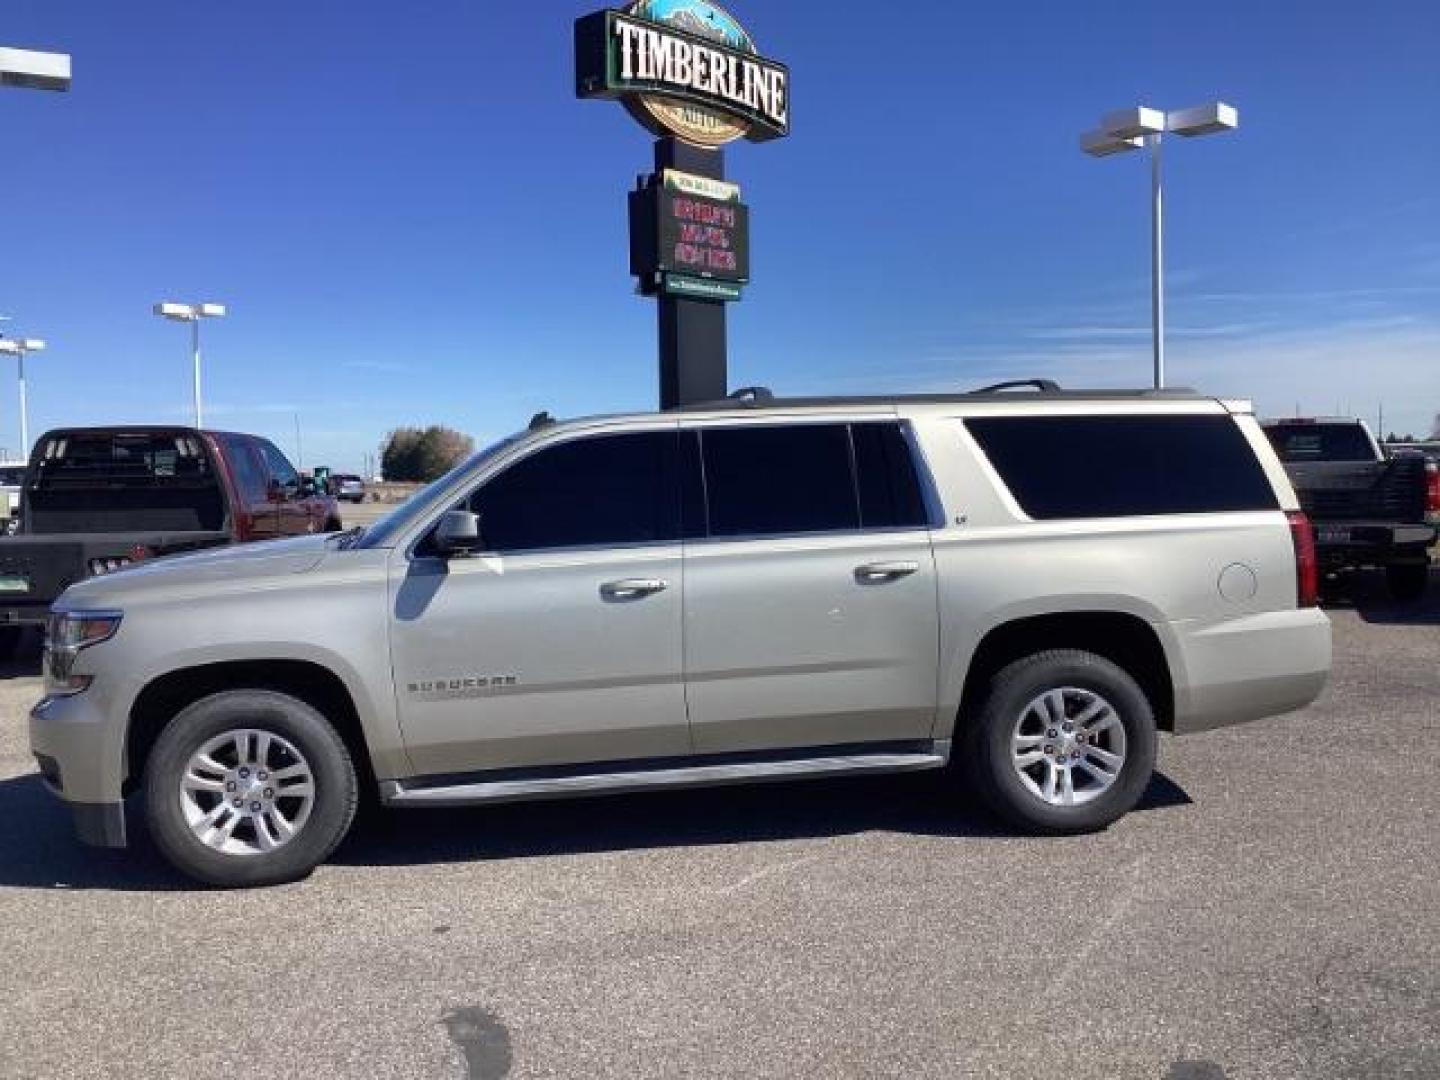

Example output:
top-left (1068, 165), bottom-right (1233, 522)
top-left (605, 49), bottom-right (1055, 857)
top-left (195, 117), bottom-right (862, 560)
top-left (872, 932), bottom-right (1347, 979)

top-left (156, 401), bottom-right (362, 418)
top-left (1026, 323), bottom-right (1265, 341)
top-left (341, 359), bottom-right (411, 374)
top-left (857, 316), bottom-right (1440, 438)
top-left (1180, 285), bottom-right (1440, 304)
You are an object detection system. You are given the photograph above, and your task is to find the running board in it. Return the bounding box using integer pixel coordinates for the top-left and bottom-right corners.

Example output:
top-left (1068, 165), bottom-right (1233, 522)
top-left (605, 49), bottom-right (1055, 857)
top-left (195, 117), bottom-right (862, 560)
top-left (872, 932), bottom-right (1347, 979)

top-left (381, 743), bottom-right (950, 809)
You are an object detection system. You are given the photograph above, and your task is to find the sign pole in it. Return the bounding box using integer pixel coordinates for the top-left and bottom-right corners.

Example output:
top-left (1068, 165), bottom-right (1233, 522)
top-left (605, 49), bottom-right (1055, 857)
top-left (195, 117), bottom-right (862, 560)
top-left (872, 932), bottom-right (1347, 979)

top-left (576, 2), bottom-right (789, 412)
top-left (654, 139), bottom-right (728, 410)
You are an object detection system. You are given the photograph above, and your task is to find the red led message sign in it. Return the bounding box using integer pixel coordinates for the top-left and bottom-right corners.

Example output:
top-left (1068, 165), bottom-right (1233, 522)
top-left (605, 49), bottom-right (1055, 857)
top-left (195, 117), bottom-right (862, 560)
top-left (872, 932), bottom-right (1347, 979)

top-left (630, 169), bottom-right (750, 290)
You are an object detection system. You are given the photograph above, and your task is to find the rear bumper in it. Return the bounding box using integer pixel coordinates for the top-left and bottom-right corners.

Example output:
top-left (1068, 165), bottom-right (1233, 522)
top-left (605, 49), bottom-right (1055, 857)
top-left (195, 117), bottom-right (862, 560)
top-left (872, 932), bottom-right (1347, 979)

top-left (0, 602), bottom-right (51, 626)
top-left (1169, 608), bottom-right (1331, 735)
top-left (1313, 522), bottom-right (1437, 567)
top-left (29, 691), bottom-right (129, 848)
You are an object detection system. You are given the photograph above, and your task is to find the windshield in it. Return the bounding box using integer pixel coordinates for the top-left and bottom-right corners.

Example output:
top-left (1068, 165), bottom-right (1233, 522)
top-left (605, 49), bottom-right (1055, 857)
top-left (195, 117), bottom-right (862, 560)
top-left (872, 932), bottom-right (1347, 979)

top-left (1264, 423), bottom-right (1377, 464)
top-left (354, 433), bottom-right (523, 548)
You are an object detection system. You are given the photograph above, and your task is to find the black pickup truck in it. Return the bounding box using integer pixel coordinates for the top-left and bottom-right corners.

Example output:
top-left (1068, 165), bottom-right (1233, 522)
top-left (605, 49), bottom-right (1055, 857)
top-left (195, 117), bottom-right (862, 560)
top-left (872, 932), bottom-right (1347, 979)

top-left (0, 426), bottom-right (341, 654)
top-left (1262, 418), bottom-right (1437, 601)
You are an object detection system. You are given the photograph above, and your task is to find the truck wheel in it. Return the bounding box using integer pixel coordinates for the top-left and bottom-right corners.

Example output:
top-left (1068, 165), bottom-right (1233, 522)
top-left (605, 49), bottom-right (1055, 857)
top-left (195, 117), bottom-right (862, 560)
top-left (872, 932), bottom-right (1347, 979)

top-left (0, 625), bottom-right (26, 660)
top-left (1385, 563), bottom-right (1429, 603)
top-left (961, 650), bottom-right (1157, 835)
top-left (144, 690), bottom-right (358, 888)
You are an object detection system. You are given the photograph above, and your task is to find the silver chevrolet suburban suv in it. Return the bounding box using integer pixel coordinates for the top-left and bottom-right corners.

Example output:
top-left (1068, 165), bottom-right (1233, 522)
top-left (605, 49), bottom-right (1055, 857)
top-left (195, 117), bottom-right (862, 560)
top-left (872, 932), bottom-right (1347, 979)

top-left (30, 385), bottom-right (1332, 887)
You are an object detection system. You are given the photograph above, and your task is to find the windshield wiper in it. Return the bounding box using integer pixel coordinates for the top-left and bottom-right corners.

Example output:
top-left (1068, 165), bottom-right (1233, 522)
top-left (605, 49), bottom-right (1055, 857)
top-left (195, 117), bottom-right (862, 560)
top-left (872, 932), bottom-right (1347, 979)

top-left (331, 525), bottom-right (366, 549)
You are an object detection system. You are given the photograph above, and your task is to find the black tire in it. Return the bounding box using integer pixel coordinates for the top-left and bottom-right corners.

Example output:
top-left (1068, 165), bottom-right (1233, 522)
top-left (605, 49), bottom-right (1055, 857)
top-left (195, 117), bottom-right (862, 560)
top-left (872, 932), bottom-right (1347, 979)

top-left (324, 518), bottom-right (343, 533)
top-left (144, 690), bottom-right (359, 888)
top-left (961, 649), bottom-right (1157, 835)
top-left (1385, 562), bottom-right (1429, 604)
top-left (0, 624), bottom-right (26, 660)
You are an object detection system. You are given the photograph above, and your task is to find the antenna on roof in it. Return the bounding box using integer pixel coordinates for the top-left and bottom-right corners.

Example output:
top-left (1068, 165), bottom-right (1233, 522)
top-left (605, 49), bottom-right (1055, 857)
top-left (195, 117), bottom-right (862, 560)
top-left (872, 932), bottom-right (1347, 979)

top-left (528, 411), bottom-right (555, 431)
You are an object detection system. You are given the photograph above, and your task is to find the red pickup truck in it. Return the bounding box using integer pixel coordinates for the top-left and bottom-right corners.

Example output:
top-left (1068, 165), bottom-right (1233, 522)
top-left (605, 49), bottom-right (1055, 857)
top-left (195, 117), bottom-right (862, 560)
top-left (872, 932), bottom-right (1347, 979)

top-left (0, 427), bottom-right (342, 649)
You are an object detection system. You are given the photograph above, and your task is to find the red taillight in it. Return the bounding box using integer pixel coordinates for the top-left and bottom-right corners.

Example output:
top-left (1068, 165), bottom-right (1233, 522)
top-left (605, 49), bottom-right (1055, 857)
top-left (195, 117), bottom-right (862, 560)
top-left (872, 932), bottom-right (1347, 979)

top-left (1426, 462), bottom-right (1439, 516)
top-left (1287, 511), bottom-right (1319, 608)
top-left (129, 544), bottom-right (153, 563)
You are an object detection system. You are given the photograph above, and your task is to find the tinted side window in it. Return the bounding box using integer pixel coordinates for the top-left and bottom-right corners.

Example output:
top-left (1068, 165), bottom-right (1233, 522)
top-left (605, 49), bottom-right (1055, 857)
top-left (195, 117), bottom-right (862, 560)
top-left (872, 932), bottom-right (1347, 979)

top-left (471, 431), bottom-right (677, 552)
top-left (256, 440), bottom-right (300, 489)
top-left (221, 437), bottom-right (268, 503)
top-left (852, 423), bottom-right (929, 528)
top-left (701, 425), bottom-right (859, 537)
top-left (966, 415), bottom-right (1278, 520)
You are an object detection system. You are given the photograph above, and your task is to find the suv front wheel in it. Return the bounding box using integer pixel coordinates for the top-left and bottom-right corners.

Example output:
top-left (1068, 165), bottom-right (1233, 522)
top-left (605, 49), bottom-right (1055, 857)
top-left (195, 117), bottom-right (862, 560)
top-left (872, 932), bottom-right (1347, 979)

top-left (963, 650), bottom-right (1157, 834)
top-left (144, 690), bottom-right (359, 887)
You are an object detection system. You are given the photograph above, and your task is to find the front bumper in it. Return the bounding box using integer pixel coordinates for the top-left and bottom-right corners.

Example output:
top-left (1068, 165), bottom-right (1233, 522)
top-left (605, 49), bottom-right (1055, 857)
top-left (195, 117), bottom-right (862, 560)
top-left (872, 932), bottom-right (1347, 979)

top-left (29, 691), bottom-right (129, 848)
top-left (1170, 607), bottom-right (1332, 736)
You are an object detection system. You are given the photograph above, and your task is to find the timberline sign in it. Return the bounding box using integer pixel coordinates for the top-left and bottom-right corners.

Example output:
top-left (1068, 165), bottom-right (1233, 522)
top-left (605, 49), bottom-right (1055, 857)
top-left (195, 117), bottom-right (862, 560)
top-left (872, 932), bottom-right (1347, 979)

top-left (575, 1), bottom-right (790, 148)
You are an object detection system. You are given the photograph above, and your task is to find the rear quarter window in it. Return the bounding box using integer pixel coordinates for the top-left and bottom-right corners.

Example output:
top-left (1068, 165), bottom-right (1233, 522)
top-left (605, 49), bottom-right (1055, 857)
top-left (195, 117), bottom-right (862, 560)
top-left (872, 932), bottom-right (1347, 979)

top-left (966, 414), bottom-right (1279, 520)
top-left (1263, 423), bottom-right (1376, 463)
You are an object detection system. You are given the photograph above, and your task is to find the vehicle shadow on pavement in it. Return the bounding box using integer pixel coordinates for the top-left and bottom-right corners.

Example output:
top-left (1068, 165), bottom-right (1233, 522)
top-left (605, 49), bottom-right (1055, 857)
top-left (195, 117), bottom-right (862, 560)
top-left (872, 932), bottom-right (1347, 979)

top-left (331, 769), bottom-right (1194, 870)
top-left (1330, 565), bottom-right (1440, 626)
top-left (0, 769), bottom-right (1192, 890)
top-left (0, 774), bottom-right (188, 891)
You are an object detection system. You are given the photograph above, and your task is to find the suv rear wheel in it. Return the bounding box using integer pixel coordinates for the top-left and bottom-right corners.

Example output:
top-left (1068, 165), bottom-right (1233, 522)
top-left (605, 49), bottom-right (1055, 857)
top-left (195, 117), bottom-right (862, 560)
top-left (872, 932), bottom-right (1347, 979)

top-left (144, 690), bottom-right (358, 888)
top-left (963, 650), bottom-right (1157, 834)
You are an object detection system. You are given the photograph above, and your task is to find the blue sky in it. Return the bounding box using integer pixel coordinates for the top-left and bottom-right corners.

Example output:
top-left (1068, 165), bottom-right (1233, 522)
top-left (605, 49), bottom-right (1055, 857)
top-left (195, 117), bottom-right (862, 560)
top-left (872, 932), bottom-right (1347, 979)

top-left (1, 0), bottom-right (1437, 470)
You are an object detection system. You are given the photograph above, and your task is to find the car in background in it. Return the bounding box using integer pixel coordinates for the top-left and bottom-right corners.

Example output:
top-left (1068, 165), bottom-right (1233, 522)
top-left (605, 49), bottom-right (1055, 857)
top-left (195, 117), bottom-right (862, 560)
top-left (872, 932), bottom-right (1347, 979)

top-left (0, 461), bottom-right (25, 535)
top-left (0, 426), bottom-right (342, 653)
top-left (1262, 418), bottom-right (1437, 601)
top-left (1429, 456), bottom-right (1440, 526)
top-left (332, 473), bottom-right (366, 503)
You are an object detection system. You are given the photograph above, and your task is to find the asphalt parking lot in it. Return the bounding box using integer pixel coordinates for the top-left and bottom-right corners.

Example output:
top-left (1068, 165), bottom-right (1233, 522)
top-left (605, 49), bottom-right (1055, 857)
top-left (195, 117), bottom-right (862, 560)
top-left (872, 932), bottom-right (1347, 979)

top-left (0, 569), bottom-right (1435, 1080)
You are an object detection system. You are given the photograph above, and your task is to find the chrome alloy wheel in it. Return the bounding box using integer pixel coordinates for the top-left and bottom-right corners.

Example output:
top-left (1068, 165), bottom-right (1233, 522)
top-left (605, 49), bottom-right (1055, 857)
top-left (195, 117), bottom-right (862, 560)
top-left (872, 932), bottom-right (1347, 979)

top-left (1010, 688), bottom-right (1127, 808)
top-left (179, 729), bottom-right (316, 855)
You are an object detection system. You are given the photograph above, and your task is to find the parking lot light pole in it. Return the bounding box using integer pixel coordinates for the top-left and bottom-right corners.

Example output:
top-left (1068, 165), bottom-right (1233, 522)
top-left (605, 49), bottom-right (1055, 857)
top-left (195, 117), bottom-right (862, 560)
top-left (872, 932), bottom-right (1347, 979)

top-left (0, 337), bottom-right (46, 456)
top-left (154, 302), bottom-right (226, 429)
top-left (1081, 102), bottom-right (1239, 389)
top-left (1, 49), bottom-right (69, 455)
top-left (0, 46), bottom-right (71, 92)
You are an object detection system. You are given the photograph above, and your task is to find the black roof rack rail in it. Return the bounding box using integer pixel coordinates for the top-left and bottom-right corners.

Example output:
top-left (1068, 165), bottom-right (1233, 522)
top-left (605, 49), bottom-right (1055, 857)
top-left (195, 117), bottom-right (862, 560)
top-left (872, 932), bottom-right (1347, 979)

top-left (728, 386), bottom-right (774, 404)
top-left (667, 385), bottom-right (1206, 413)
top-left (973, 379), bottom-right (1062, 394)
top-left (671, 386), bottom-right (776, 411)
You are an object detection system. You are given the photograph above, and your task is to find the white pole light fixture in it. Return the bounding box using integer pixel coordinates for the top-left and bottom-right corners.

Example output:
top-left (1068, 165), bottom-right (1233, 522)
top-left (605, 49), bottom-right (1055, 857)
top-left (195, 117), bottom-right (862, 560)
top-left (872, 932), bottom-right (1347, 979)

top-left (154, 302), bottom-right (227, 429)
top-left (0, 47), bottom-right (72, 92)
top-left (1081, 101), bottom-right (1239, 389)
top-left (0, 336), bottom-right (46, 455)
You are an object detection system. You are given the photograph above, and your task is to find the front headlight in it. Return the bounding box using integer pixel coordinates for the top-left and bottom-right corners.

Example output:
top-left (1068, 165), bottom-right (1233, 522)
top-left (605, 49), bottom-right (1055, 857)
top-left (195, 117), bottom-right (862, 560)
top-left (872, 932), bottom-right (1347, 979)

top-left (43, 610), bottom-right (123, 697)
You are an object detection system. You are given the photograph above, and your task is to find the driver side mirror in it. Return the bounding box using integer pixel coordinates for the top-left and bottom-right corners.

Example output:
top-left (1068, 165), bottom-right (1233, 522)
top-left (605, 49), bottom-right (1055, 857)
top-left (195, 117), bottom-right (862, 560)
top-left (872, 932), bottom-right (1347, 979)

top-left (434, 510), bottom-right (482, 557)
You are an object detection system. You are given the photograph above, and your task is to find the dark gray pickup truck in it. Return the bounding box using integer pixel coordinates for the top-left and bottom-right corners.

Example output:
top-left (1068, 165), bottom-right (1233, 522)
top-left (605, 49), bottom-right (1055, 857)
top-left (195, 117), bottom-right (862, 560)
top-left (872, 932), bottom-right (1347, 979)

top-left (1262, 418), bottom-right (1437, 601)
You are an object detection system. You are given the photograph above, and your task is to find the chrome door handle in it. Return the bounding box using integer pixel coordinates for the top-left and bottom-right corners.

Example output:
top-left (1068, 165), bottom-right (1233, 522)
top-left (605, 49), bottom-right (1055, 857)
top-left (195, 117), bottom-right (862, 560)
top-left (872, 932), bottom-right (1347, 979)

top-left (855, 561), bottom-right (921, 582)
top-left (601, 578), bottom-right (669, 599)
